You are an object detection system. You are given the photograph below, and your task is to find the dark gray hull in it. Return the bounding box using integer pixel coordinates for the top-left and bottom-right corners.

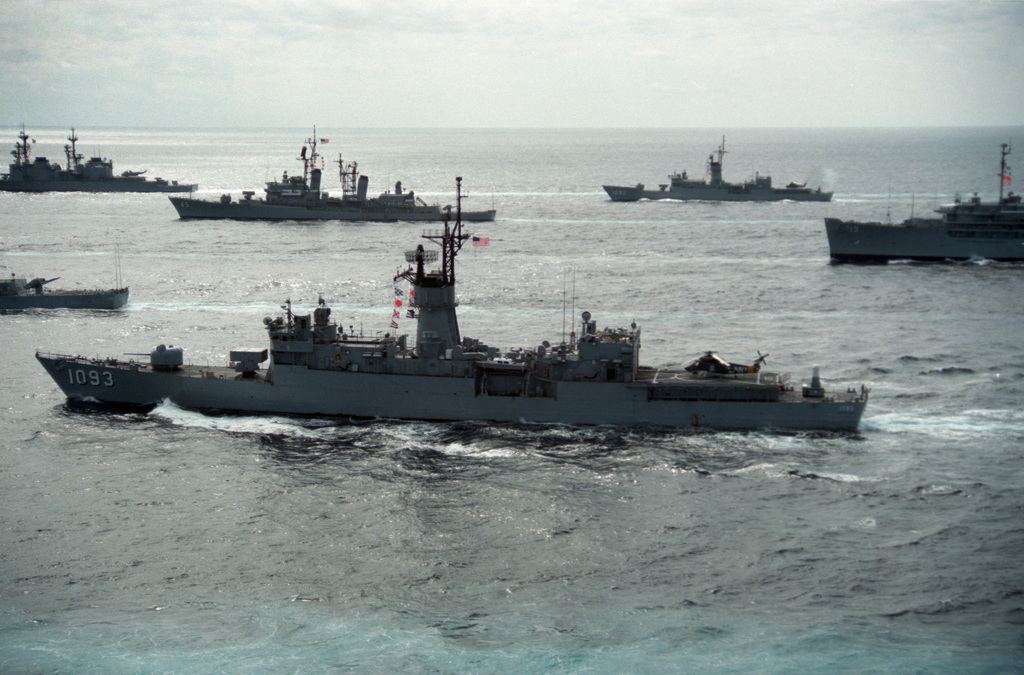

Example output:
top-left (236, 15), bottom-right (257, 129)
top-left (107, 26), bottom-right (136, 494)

top-left (0, 179), bottom-right (195, 193)
top-left (36, 354), bottom-right (867, 431)
top-left (169, 196), bottom-right (497, 222)
top-left (604, 184), bottom-right (833, 202)
top-left (0, 287), bottom-right (128, 310)
top-left (824, 218), bottom-right (1024, 263)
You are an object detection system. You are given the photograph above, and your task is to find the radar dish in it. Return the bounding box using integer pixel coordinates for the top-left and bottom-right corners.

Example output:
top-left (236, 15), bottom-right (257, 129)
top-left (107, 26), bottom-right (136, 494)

top-left (405, 250), bottom-right (439, 263)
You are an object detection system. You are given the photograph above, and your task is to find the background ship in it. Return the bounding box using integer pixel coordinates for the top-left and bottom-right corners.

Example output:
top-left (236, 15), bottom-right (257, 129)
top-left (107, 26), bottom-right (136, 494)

top-left (0, 128), bottom-right (196, 193)
top-left (604, 136), bottom-right (832, 202)
top-left (1, 274), bottom-right (127, 310)
top-left (169, 133), bottom-right (496, 222)
top-left (38, 179), bottom-right (866, 430)
top-left (825, 143), bottom-right (1022, 262)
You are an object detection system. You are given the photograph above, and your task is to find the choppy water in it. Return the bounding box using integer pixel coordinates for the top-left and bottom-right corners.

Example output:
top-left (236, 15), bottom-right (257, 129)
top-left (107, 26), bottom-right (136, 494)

top-left (1, 127), bottom-right (1023, 673)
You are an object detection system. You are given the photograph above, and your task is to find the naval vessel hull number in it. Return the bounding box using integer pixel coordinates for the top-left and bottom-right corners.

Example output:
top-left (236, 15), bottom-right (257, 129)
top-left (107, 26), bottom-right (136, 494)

top-left (68, 368), bottom-right (114, 387)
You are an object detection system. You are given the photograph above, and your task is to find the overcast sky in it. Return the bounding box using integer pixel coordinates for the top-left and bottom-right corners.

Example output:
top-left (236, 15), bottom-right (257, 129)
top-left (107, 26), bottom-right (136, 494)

top-left (1, 0), bottom-right (1021, 129)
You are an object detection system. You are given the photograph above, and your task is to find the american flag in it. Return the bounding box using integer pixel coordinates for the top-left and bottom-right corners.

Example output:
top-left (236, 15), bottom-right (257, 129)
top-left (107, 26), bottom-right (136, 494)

top-left (472, 236), bottom-right (489, 246)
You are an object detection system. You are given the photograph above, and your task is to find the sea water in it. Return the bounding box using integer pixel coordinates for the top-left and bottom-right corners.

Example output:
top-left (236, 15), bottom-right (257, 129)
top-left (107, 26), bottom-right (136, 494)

top-left (1, 126), bottom-right (1022, 673)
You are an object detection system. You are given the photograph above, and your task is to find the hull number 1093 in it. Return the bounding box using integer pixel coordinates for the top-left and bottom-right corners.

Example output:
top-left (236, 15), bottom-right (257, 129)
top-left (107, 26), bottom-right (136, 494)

top-left (68, 368), bottom-right (114, 387)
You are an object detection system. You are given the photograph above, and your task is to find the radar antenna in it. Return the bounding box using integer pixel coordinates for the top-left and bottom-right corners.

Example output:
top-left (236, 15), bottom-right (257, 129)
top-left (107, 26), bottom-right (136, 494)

top-left (396, 177), bottom-right (470, 288)
top-left (338, 155), bottom-right (359, 198)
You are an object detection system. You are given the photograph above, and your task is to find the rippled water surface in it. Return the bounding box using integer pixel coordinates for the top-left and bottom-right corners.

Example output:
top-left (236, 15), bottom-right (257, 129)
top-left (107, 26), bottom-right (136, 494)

top-left (2, 127), bottom-right (1023, 672)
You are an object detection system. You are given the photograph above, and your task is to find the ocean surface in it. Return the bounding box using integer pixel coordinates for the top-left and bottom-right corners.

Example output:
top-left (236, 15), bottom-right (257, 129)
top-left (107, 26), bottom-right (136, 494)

top-left (1, 126), bottom-right (1023, 673)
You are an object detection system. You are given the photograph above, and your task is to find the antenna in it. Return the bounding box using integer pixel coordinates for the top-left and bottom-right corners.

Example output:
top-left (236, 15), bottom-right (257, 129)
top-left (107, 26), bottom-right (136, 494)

top-left (886, 178), bottom-right (892, 225)
top-left (570, 269), bottom-right (576, 346)
top-left (561, 271), bottom-right (566, 344)
top-left (114, 240), bottom-right (122, 289)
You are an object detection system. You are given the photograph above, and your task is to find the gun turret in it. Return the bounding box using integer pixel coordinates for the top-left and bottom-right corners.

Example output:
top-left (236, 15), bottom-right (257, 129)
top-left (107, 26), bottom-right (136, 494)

top-left (25, 277), bottom-right (60, 291)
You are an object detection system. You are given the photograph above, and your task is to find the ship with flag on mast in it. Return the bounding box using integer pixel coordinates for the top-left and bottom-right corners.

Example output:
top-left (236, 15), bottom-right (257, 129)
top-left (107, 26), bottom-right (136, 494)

top-left (825, 143), bottom-right (1023, 262)
top-left (37, 177), bottom-right (866, 430)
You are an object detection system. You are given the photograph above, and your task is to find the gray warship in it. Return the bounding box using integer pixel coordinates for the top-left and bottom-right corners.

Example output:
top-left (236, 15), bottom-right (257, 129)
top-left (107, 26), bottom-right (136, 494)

top-left (825, 144), bottom-right (1023, 263)
top-left (37, 178), bottom-right (866, 431)
top-left (0, 128), bottom-right (195, 193)
top-left (1, 274), bottom-right (127, 310)
top-left (169, 133), bottom-right (496, 222)
top-left (604, 137), bottom-right (832, 202)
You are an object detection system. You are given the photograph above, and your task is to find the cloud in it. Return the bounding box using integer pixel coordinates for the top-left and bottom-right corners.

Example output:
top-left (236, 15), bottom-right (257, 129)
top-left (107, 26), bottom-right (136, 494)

top-left (0, 0), bottom-right (1021, 127)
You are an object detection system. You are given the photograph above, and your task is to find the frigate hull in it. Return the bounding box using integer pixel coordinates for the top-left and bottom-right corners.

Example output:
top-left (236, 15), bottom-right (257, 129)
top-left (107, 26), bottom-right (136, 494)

top-left (35, 355), bottom-right (866, 431)
top-left (603, 137), bottom-right (832, 203)
top-left (169, 196), bottom-right (497, 222)
top-left (0, 288), bottom-right (128, 310)
top-left (37, 178), bottom-right (866, 433)
top-left (825, 218), bottom-right (1024, 263)
top-left (0, 179), bottom-right (195, 193)
top-left (604, 184), bottom-right (833, 202)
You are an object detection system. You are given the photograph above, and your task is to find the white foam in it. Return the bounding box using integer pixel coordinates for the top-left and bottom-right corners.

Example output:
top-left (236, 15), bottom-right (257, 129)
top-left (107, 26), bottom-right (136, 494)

top-left (148, 399), bottom-right (324, 438)
top-left (864, 408), bottom-right (1024, 438)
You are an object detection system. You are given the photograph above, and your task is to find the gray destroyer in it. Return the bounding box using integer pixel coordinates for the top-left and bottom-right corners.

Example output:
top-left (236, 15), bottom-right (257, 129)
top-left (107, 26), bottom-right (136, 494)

top-left (825, 144), bottom-right (1023, 263)
top-left (37, 178), bottom-right (866, 431)
top-left (2, 274), bottom-right (127, 310)
top-left (169, 133), bottom-right (496, 222)
top-left (604, 137), bottom-right (832, 202)
top-left (0, 128), bottom-right (195, 193)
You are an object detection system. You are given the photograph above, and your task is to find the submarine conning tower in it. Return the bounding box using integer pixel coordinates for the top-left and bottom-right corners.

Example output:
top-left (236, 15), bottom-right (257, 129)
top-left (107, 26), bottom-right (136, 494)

top-left (396, 177), bottom-right (470, 359)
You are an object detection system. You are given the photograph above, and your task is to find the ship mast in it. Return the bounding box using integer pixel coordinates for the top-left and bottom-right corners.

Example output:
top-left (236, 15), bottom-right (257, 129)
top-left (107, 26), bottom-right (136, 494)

top-left (708, 136), bottom-right (726, 186)
top-left (407, 176), bottom-right (468, 287)
top-left (433, 177), bottom-right (467, 286)
top-left (13, 127), bottom-right (30, 165)
top-left (338, 155), bottom-right (359, 198)
top-left (999, 142), bottom-right (1012, 203)
top-left (64, 128), bottom-right (82, 171)
top-left (300, 127), bottom-right (319, 183)
top-left (395, 178), bottom-right (470, 354)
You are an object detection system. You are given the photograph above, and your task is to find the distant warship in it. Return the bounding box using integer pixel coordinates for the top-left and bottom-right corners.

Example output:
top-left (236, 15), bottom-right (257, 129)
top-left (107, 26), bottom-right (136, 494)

top-left (825, 143), bottom-right (1023, 263)
top-left (37, 178), bottom-right (866, 431)
top-left (603, 137), bottom-right (832, 202)
top-left (0, 128), bottom-right (195, 193)
top-left (169, 132), bottom-right (496, 222)
top-left (1, 274), bottom-right (127, 310)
